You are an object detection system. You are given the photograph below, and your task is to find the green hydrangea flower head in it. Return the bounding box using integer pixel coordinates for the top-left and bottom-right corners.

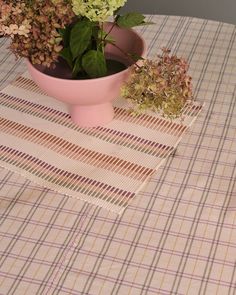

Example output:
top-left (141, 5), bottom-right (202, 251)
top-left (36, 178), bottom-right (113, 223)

top-left (72, 0), bottom-right (127, 22)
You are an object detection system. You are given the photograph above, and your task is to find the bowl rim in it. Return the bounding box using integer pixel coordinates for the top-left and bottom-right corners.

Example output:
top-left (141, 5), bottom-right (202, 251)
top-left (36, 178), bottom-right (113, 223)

top-left (26, 25), bottom-right (147, 83)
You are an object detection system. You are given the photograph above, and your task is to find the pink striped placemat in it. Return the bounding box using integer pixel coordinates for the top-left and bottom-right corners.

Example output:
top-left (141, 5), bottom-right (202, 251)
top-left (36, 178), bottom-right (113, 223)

top-left (0, 72), bottom-right (203, 214)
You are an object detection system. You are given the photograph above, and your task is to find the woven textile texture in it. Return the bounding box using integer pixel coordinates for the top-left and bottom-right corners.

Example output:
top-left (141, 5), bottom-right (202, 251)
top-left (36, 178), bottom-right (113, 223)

top-left (0, 15), bottom-right (236, 295)
top-left (0, 71), bottom-right (202, 214)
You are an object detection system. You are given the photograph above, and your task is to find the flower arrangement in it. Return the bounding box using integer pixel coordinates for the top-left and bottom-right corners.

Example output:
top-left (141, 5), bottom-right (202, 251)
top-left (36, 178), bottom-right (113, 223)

top-left (0, 0), bottom-right (193, 118)
top-left (0, 0), bottom-right (147, 76)
top-left (122, 48), bottom-right (193, 118)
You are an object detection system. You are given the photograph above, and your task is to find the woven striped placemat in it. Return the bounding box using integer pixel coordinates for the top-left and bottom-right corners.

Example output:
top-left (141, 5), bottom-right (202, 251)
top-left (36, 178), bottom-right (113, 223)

top-left (0, 72), bottom-right (203, 214)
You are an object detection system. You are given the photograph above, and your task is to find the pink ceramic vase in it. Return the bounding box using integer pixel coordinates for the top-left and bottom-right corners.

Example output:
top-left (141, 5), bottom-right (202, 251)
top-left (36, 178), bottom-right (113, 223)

top-left (27, 23), bottom-right (146, 127)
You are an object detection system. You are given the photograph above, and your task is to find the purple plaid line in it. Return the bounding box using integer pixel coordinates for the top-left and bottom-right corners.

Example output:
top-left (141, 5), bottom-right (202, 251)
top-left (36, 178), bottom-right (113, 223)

top-left (0, 178), bottom-right (30, 228)
top-left (0, 271), bottom-right (87, 295)
top-left (130, 194), bottom-right (236, 218)
top-left (75, 241), bottom-right (235, 269)
top-left (43, 204), bottom-right (96, 295)
top-left (0, 169), bottom-right (14, 191)
top-left (185, 128), bottom-right (236, 139)
top-left (0, 203), bottom-right (91, 286)
top-left (0, 187), bottom-right (53, 293)
top-left (228, 206), bottom-right (236, 211)
top-left (2, 193), bottom-right (91, 294)
top-left (229, 261), bottom-right (236, 295)
top-left (50, 205), bottom-right (118, 293)
top-left (199, 167), bottom-right (236, 294)
top-left (1, 231), bottom-right (70, 250)
top-left (0, 213), bottom-right (84, 235)
top-left (0, 178), bottom-right (49, 192)
top-left (45, 278), bottom-right (181, 295)
top-left (145, 16), bottom-right (170, 56)
top-left (171, 25), bottom-right (236, 294)
top-left (36, 203), bottom-right (92, 295)
top-left (79, 214), bottom-right (236, 249)
top-left (47, 268), bottom-right (185, 295)
top-left (63, 288), bottom-right (178, 295)
top-left (162, 160), bottom-right (236, 172)
top-left (0, 271), bottom-right (47, 288)
top-left (54, 261), bottom-right (234, 290)
top-left (0, 194), bottom-right (83, 217)
top-left (158, 179), bottom-right (235, 193)
top-left (178, 146), bottom-right (236, 157)
top-left (162, 16), bottom-right (187, 52)
top-left (0, 58), bottom-right (24, 90)
top-left (0, 252), bottom-right (60, 268)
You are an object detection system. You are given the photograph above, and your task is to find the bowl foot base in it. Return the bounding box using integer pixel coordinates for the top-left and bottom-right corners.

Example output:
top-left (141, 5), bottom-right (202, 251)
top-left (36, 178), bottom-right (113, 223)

top-left (69, 102), bottom-right (115, 128)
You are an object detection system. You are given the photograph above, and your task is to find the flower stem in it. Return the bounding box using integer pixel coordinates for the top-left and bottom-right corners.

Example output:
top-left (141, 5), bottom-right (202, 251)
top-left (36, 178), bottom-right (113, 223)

top-left (103, 21), bottom-right (116, 40)
top-left (110, 42), bottom-right (142, 68)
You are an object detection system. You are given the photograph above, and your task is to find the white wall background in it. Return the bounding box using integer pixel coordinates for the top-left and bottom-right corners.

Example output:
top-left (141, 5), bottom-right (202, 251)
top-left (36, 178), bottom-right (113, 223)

top-left (121, 0), bottom-right (236, 24)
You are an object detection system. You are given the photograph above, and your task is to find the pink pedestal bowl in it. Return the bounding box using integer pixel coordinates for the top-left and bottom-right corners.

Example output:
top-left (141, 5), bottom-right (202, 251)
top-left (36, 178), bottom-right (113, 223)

top-left (27, 23), bottom-right (146, 128)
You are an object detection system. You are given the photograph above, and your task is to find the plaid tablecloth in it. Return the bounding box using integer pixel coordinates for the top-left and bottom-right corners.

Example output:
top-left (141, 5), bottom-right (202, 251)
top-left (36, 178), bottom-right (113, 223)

top-left (0, 15), bottom-right (236, 295)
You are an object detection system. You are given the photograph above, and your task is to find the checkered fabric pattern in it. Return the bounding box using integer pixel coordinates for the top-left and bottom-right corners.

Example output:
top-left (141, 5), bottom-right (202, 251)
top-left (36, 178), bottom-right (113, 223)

top-left (0, 15), bottom-right (236, 294)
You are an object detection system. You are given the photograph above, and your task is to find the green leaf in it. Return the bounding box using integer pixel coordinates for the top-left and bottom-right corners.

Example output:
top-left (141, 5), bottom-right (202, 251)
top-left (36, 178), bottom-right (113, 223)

top-left (99, 29), bottom-right (115, 43)
top-left (92, 25), bottom-right (99, 39)
top-left (82, 50), bottom-right (107, 78)
top-left (72, 56), bottom-right (82, 78)
top-left (92, 27), bottom-right (115, 52)
top-left (116, 13), bottom-right (146, 28)
top-left (58, 26), bottom-right (71, 47)
top-left (70, 20), bottom-right (93, 59)
top-left (59, 47), bottom-right (73, 69)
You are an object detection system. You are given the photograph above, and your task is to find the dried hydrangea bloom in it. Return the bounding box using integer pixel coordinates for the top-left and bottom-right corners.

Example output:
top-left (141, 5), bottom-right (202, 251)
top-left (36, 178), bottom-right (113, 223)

top-left (72, 0), bottom-right (127, 22)
top-left (17, 20), bottom-right (31, 37)
top-left (0, 0), bottom-right (75, 67)
top-left (0, 2), bottom-right (12, 21)
top-left (122, 49), bottom-right (193, 118)
top-left (1, 20), bottom-right (31, 37)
